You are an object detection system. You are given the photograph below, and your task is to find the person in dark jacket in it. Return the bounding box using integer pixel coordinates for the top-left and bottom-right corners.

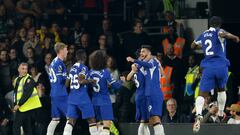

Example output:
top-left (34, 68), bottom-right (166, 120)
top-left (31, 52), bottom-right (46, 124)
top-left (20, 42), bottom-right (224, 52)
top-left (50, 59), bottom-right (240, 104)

top-left (0, 95), bottom-right (12, 135)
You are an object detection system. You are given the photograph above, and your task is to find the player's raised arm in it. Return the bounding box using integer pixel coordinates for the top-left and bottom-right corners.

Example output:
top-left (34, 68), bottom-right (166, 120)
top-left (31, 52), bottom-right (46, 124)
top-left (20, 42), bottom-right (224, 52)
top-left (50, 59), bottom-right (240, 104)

top-left (126, 64), bottom-right (138, 81)
top-left (218, 30), bottom-right (240, 43)
top-left (191, 40), bottom-right (202, 50)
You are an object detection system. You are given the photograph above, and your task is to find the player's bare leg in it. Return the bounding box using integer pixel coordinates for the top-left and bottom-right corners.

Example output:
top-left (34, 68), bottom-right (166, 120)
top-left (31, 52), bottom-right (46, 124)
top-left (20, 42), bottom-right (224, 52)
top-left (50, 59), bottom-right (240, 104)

top-left (149, 116), bottom-right (165, 135)
top-left (87, 118), bottom-right (98, 135)
top-left (63, 118), bottom-right (76, 135)
top-left (193, 91), bottom-right (208, 133)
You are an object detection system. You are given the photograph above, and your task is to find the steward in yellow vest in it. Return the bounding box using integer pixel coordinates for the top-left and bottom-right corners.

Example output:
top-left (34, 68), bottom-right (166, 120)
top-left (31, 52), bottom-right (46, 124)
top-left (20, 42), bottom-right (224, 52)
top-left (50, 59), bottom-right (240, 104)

top-left (12, 63), bottom-right (42, 135)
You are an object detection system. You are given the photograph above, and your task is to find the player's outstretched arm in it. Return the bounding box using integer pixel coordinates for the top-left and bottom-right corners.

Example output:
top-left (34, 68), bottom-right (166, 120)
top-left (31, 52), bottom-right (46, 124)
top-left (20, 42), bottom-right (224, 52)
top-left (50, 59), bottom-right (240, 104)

top-left (219, 31), bottom-right (240, 43)
top-left (78, 74), bottom-right (96, 85)
top-left (191, 41), bottom-right (202, 50)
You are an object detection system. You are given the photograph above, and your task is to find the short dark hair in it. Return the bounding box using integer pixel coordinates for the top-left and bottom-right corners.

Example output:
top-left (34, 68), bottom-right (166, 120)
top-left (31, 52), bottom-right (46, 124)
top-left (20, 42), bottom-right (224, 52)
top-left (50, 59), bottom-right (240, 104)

top-left (133, 19), bottom-right (142, 28)
top-left (209, 16), bottom-right (222, 28)
top-left (141, 44), bottom-right (152, 52)
top-left (89, 50), bottom-right (108, 70)
top-left (75, 49), bottom-right (86, 62)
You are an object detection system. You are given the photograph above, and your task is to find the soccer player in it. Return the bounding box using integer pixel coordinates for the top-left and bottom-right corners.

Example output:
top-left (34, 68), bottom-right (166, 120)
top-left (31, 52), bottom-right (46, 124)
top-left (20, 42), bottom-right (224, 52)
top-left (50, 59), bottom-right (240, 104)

top-left (88, 50), bottom-right (121, 135)
top-left (127, 45), bottom-right (165, 135)
top-left (63, 49), bottom-right (98, 135)
top-left (191, 16), bottom-right (240, 133)
top-left (126, 50), bottom-right (150, 135)
top-left (47, 42), bottom-right (68, 135)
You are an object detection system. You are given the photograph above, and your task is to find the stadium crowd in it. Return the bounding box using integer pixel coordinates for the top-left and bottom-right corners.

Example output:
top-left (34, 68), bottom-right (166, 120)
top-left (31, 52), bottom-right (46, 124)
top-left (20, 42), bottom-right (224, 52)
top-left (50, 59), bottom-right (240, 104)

top-left (1, 0), bottom-right (240, 135)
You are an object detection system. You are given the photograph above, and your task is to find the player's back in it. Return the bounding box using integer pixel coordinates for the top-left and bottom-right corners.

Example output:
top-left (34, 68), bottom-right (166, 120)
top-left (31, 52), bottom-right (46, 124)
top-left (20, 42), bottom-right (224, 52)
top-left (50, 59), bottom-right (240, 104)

top-left (197, 27), bottom-right (230, 68)
top-left (49, 57), bottom-right (68, 97)
top-left (134, 66), bottom-right (145, 101)
top-left (89, 69), bottom-right (113, 106)
top-left (68, 63), bottom-right (91, 105)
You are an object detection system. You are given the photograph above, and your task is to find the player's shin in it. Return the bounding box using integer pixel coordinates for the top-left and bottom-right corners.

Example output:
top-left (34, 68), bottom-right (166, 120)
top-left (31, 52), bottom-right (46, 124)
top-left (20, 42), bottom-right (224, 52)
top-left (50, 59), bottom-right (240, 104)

top-left (153, 122), bottom-right (165, 135)
top-left (138, 123), bottom-right (145, 135)
top-left (63, 122), bottom-right (74, 135)
top-left (46, 120), bottom-right (60, 135)
top-left (195, 96), bottom-right (205, 116)
top-left (89, 123), bottom-right (98, 135)
top-left (217, 91), bottom-right (226, 117)
top-left (143, 123), bottom-right (150, 135)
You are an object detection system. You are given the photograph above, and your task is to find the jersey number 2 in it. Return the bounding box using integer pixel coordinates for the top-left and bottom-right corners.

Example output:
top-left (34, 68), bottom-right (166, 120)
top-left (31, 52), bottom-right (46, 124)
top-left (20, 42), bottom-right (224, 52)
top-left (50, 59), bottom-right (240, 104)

top-left (205, 39), bottom-right (214, 56)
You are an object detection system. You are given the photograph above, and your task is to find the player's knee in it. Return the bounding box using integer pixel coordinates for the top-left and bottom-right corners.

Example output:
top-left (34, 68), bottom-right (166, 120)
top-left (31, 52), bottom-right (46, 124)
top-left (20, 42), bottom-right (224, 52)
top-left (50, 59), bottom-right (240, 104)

top-left (87, 118), bottom-right (96, 124)
top-left (67, 118), bottom-right (76, 126)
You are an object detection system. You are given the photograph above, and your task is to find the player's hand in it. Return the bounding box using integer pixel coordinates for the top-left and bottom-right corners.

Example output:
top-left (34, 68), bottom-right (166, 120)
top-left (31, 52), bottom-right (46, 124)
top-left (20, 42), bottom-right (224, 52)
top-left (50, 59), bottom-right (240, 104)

top-left (235, 36), bottom-right (240, 43)
top-left (1, 118), bottom-right (9, 126)
top-left (13, 105), bottom-right (20, 112)
top-left (126, 57), bottom-right (135, 63)
top-left (131, 64), bottom-right (138, 72)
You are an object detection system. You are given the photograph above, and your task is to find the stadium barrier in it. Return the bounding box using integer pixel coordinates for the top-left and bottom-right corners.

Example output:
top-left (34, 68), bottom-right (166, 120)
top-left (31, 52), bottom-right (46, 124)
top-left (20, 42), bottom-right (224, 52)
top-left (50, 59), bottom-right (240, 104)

top-left (118, 123), bottom-right (240, 135)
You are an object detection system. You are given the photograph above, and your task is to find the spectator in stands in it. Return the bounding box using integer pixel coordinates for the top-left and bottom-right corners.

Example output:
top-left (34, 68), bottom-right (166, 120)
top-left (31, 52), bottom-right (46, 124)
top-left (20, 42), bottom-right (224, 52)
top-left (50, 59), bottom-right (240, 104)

top-left (95, 33), bottom-right (113, 56)
top-left (162, 26), bottom-right (185, 59)
top-left (202, 101), bottom-right (221, 123)
top-left (25, 47), bottom-right (42, 68)
top-left (135, 6), bottom-right (149, 26)
top-left (9, 48), bottom-right (21, 78)
top-left (71, 20), bottom-right (85, 45)
top-left (0, 49), bottom-right (12, 96)
top-left (78, 32), bottom-right (93, 56)
top-left (22, 16), bottom-right (34, 31)
top-left (49, 22), bottom-right (61, 43)
top-left (36, 23), bottom-right (48, 46)
top-left (65, 44), bottom-right (75, 71)
top-left (0, 3), bottom-right (13, 39)
top-left (60, 26), bottom-right (73, 44)
top-left (0, 95), bottom-right (12, 135)
top-left (44, 0), bottom-right (65, 22)
top-left (16, 0), bottom-right (41, 19)
top-left (162, 98), bottom-right (188, 123)
top-left (163, 45), bottom-right (186, 112)
top-left (183, 54), bottom-right (199, 114)
top-left (42, 53), bottom-right (53, 95)
top-left (23, 29), bottom-right (42, 57)
top-left (30, 65), bottom-right (45, 84)
top-left (123, 19), bottom-right (151, 58)
top-left (41, 32), bottom-right (55, 56)
top-left (164, 11), bottom-right (184, 37)
top-left (227, 104), bottom-right (240, 124)
top-left (34, 83), bottom-right (51, 135)
top-left (11, 28), bottom-right (27, 61)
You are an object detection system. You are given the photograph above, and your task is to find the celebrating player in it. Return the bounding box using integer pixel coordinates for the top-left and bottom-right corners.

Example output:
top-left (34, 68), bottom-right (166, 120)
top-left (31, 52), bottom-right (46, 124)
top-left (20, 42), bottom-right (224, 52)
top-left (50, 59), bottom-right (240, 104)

top-left (88, 50), bottom-right (121, 135)
top-left (191, 16), bottom-right (240, 133)
top-left (126, 49), bottom-right (150, 135)
top-left (47, 42), bottom-right (68, 135)
top-left (63, 49), bottom-right (98, 135)
top-left (127, 45), bottom-right (165, 135)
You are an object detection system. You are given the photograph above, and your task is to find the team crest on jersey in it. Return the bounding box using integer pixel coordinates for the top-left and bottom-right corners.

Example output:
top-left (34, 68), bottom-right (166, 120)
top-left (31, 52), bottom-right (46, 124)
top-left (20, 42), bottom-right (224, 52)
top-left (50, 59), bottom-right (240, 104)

top-left (58, 65), bottom-right (62, 72)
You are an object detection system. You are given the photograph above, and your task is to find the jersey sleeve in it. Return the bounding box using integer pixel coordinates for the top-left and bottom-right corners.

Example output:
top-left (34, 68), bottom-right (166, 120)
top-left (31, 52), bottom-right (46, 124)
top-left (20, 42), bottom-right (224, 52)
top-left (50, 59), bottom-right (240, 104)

top-left (218, 29), bottom-right (226, 41)
top-left (194, 34), bottom-right (203, 45)
top-left (55, 62), bottom-right (67, 84)
top-left (106, 70), bottom-right (121, 90)
top-left (134, 59), bottom-right (154, 68)
top-left (79, 66), bottom-right (88, 79)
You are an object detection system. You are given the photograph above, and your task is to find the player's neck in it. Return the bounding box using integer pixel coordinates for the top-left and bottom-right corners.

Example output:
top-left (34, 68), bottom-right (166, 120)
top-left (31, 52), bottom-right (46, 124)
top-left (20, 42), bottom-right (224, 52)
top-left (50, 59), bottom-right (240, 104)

top-left (57, 55), bottom-right (64, 61)
top-left (77, 60), bottom-right (85, 64)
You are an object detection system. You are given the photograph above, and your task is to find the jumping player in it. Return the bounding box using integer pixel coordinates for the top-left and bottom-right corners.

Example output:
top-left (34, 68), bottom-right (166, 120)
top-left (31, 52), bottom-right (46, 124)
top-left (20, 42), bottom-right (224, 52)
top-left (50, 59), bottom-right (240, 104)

top-left (127, 45), bottom-right (165, 135)
top-left (47, 42), bottom-right (68, 135)
top-left (88, 50), bottom-right (121, 135)
top-left (191, 16), bottom-right (240, 133)
top-left (126, 50), bottom-right (150, 135)
top-left (63, 49), bottom-right (98, 135)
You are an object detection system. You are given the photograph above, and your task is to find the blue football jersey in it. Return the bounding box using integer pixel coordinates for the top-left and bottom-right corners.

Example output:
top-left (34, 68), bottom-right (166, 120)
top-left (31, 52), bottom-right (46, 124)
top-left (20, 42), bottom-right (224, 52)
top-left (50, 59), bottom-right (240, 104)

top-left (134, 65), bottom-right (145, 101)
top-left (194, 27), bottom-right (230, 68)
top-left (88, 69), bottom-right (121, 106)
top-left (135, 58), bottom-right (163, 97)
top-left (68, 63), bottom-right (91, 105)
top-left (49, 57), bottom-right (68, 97)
